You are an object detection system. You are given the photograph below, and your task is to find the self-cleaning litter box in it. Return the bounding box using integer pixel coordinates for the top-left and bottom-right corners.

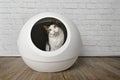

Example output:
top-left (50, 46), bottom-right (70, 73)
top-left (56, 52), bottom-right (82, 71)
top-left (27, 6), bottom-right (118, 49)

top-left (17, 12), bottom-right (81, 72)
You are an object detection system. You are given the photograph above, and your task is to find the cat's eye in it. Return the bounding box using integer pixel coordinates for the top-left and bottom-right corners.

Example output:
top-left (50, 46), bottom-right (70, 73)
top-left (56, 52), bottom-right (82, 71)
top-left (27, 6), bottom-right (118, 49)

top-left (54, 25), bottom-right (56, 28)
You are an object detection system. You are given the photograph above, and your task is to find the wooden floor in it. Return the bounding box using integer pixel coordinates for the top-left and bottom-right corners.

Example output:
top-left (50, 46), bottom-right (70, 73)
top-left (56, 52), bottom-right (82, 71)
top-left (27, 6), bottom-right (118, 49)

top-left (0, 57), bottom-right (120, 80)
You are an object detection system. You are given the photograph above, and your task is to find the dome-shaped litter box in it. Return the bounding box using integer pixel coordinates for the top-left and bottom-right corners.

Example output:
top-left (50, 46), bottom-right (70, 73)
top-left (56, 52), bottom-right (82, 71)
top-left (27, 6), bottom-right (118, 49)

top-left (17, 12), bottom-right (81, 72)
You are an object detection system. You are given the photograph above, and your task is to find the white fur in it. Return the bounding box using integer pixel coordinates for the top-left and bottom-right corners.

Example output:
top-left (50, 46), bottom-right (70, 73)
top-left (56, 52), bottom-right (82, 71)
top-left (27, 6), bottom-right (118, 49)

top-left (46, 24), bottom-right (64, 51)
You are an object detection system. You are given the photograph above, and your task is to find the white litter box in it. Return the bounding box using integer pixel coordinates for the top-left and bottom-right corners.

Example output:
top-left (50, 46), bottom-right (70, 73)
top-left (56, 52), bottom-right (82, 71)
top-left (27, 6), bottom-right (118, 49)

top-left (17, 12), bottom-right (81, 72)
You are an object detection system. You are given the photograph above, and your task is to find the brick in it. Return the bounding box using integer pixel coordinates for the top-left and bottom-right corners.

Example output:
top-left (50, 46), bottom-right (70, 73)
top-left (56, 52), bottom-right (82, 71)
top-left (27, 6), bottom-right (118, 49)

top-left (0, 0), bottom-right (120, 56)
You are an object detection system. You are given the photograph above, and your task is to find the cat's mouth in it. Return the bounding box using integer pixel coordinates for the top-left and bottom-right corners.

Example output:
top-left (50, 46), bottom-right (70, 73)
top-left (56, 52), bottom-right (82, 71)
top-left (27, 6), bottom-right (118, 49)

top-left (50, 31), bottom-right (59, 37)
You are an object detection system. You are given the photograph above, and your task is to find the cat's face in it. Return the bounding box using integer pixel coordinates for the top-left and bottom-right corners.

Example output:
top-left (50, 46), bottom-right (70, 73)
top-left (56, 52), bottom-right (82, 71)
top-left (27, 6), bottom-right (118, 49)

top-left (48, 24), bottom-right (59, 37)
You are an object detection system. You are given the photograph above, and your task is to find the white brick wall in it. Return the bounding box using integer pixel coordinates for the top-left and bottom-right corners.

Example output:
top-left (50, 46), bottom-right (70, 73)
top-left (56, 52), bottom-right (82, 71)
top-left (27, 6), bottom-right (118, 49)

top-left (0, 0), bottom-right (120, 56)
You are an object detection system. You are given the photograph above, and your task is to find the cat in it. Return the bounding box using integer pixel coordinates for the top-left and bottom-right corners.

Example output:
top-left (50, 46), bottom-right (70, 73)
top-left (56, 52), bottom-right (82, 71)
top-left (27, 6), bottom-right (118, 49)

top-left (44, 24), bottom-right (64, 51)
top-left (31, 18), bottom-right (65, 51)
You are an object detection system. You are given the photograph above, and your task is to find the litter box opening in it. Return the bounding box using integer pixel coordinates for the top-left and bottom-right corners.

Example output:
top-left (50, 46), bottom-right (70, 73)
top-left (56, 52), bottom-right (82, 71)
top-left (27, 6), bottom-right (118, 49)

top-left (31, 17), bottom-right (68, 52)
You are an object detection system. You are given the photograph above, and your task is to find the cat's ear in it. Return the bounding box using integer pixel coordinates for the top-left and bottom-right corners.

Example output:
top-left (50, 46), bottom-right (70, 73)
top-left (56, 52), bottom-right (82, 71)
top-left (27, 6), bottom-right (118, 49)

top-left (51, 19), bottom-right (58, 25)
top-left (51, 19), bottom-right (56, 24)
top-left (43, 25), bottom-right (49, 32)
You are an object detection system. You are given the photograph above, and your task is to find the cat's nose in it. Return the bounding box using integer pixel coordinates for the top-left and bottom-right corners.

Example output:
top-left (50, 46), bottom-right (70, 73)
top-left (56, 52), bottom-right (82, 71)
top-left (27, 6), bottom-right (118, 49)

top-left (50, 31), bottom-right (54, 35)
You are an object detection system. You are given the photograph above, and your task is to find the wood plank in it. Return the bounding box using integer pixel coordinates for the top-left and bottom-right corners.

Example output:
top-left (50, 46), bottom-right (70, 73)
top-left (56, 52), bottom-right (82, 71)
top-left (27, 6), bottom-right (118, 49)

top-left (0, 57), bottom-right (119, 80)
